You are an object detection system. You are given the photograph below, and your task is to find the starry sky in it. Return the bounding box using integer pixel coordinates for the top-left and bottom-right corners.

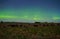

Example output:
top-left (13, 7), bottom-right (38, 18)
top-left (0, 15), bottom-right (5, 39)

top-left (0, 0), bottom-right (60, 23)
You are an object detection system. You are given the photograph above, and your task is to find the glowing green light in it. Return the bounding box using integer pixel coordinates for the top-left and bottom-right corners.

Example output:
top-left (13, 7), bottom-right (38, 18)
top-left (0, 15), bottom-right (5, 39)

top-left (0, 15), bottom-right (18, 18)
top-left (33, 17), bottom-right (38, 20)
top-left (53, 17), bottom-right (60, 20)
top-left (32, 15), bottom-right (40, 21)
top-left (21, 15), bottom-right (29, 19)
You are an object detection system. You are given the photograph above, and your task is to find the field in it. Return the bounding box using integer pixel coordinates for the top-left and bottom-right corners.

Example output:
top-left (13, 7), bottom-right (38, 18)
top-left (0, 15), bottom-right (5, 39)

top-left (0, 25), bottom-right (60, 39)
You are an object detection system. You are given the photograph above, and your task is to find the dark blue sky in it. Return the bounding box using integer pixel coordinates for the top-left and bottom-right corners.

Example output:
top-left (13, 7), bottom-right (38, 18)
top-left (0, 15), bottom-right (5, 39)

top-left (0, 0), bottom-right (60, 22)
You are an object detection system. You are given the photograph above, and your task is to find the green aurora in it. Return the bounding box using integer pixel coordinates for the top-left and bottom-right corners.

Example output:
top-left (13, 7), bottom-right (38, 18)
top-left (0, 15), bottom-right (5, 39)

top-left (0, 0), bottom-right (60, 22)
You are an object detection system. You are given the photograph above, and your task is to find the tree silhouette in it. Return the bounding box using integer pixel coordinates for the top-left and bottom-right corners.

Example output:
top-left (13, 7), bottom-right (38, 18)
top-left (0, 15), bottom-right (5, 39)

top-left (0, 21), bottom-right (3, 23)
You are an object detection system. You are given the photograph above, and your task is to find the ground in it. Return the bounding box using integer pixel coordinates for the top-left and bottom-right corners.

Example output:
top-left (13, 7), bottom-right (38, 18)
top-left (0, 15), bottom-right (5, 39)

top-left (0, 26), bottom-right (60, 39)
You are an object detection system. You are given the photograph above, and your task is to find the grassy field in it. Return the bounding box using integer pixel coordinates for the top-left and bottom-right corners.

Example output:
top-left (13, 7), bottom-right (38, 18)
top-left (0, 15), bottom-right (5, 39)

top-left (0, 26), bottom-right (60, 39)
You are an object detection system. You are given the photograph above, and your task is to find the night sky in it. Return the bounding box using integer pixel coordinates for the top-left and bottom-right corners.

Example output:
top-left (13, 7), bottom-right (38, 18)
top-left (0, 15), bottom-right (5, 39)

top-left (0, 0), bottom-right (60, 23)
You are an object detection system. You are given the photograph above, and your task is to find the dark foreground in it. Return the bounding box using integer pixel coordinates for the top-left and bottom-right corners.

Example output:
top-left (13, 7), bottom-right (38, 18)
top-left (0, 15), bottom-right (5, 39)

top-left (0, 22), bottom-right (60, 39)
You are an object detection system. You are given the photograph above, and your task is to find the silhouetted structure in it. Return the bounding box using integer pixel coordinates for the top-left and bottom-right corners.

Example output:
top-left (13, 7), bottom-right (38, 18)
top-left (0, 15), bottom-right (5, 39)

top-left (0, 21), bottom-right (3, 23)
top-left (0, 22), bottom-right (60, 27)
